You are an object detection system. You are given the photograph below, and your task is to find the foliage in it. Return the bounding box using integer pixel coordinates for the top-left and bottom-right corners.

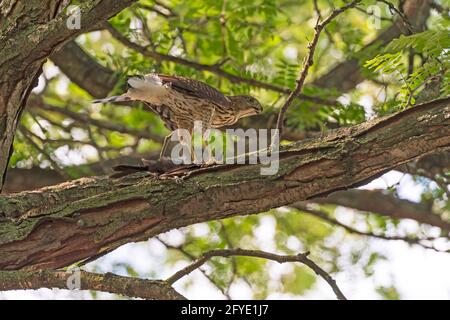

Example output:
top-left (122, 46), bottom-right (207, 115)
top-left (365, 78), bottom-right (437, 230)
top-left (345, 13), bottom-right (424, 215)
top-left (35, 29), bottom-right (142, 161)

top-left (365, 17), bottom-right (450, 109)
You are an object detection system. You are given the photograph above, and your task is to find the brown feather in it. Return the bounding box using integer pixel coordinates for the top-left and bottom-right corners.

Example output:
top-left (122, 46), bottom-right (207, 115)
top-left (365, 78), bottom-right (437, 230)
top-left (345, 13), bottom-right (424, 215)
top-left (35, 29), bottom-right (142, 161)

top-left (157, 74), bottom-right (231, 108)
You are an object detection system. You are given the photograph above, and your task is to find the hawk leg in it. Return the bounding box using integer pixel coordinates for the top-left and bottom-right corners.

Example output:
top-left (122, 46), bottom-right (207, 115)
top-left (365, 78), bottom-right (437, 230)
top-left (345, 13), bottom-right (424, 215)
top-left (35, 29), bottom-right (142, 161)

top-left (159, 131), bottom-right (174, 161)
top-left (193, 106), bottom-right (215, 164)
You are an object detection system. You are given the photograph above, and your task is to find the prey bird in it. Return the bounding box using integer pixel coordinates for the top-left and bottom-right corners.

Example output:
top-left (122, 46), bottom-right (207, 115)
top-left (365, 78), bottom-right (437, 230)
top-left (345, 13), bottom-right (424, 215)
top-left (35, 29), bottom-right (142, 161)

top-left (93, 74), bottom-right (262, 163)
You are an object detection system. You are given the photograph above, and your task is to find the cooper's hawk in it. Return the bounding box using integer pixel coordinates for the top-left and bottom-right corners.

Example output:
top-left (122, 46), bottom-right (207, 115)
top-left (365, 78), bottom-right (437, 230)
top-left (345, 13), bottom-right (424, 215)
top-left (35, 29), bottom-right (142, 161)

top-left (93, 74), bottom-right (262, 162)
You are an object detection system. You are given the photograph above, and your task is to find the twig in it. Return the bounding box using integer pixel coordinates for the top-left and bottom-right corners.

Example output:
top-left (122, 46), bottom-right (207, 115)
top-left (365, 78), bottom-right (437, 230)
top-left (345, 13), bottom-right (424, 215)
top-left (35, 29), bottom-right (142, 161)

top-left (132, 7), bottom-right (157, 51)
top-left (404, 75), bottom-right (441, 108)
top-left (275, 0), bottom-right (360, 137)
top-left (19, 127), bottom-right (71, 180)
top-left (136, 3), bottom-right (175, 18)
top-left (355, 6), bottom-right (392, 22)
top-left (165, 248), bottom-right (347, 300)
top-left (154, 0), bottom-right (177, 17)
top-left (313, 0), bottom-right (335, 44)
top-left (220, 0), bottom-right (229, 57)
top-left (218, 222), bottom-right (240, 296)
top-left (22, 124), bottom-right (126, 153)
top-left (378, 0), bottom-right (414, 32)
top-left (31, 97), bottom-right (162, 142)
top-left (157, 238), bottom-right (232, 299)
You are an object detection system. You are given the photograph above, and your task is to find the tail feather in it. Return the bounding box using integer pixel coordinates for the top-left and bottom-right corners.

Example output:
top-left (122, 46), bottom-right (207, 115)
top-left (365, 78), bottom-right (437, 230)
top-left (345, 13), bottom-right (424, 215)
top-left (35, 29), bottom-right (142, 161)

top-left (93, 74), bottom-right (166, 104)
top-left (92, 94), bottom-right (132, 104)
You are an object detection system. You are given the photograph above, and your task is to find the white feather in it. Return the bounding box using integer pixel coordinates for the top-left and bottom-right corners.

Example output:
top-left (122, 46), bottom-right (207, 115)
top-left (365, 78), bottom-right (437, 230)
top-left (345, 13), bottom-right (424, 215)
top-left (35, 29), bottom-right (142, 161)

top-left (93, 74), bottom-right (168, 104)
top-left (127, 74), bottom-right (168, 103)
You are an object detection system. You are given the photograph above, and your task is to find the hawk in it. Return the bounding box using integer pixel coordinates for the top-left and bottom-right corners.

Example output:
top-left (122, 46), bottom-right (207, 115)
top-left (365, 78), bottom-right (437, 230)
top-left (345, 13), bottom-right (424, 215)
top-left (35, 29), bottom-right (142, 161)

top-left (93, 74), bottom-right (262, 162)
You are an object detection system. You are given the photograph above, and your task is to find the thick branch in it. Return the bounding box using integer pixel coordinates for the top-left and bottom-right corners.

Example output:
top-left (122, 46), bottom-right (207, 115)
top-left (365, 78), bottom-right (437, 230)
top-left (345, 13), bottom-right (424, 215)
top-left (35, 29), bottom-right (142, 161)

top-left (0, 97), bottom-right (448, 270)
top-left (5, 162), bottom-right (447, 232)
top-left (0, 269), bottom-right (185, 300)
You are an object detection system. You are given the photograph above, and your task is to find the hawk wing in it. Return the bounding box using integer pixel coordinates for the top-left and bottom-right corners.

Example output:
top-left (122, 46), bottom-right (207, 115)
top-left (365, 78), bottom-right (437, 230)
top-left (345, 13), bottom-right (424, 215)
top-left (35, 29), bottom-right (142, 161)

top-left (156, 74), bottom-right (231, 107)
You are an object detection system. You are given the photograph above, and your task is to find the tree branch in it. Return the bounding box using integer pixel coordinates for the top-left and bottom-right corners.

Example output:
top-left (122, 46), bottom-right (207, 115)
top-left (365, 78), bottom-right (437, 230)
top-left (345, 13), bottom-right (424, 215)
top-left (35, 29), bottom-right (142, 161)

top-left (29, 95), bottom-right (163, 142)
top-left (309, 189), bottom-right (450, 233)
top-left (0, 269), bottom-right (185, 300)
top-left (0, 97), bottom-right (448, 271)
top-left (293, 204), bottom-right (447, 252)
top-left (165, 248), bottom-right (346, 300)
top-left (50, 41), bottom-right (118, 98)
top-left (157, 238), bottom-right (231, 299)
top-left (5, 161), bottom-right (447, 234)
top-left (378, 0), bottom-right (413, 32)
top-left (275, 0), bottom-right (361, 136)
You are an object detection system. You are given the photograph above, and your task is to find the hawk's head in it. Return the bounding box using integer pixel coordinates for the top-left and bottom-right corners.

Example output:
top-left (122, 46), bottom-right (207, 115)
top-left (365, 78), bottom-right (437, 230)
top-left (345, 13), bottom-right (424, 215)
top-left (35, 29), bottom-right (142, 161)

top-left (229, 95), bottom-right (263, 118)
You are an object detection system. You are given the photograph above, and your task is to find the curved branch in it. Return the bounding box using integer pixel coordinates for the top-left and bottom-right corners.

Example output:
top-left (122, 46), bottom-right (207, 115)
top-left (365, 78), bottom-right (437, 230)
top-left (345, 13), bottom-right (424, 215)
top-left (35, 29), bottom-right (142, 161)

top-left (165, 248), bottom-right (346, 300)
top-left (5, 162), bottom-right (447, 232)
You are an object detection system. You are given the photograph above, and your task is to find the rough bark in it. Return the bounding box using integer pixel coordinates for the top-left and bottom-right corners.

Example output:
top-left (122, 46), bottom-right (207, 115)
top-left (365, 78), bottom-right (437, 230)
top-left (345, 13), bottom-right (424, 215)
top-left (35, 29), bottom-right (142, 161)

top-left (6, 151), bottom-right (447, 194)
top-left (5, 157), bottom-right (448, 232)
top-left (0, 269), bottom-right (185, 299)
top-left (0, 0), bottom-right (136, 191)
top-left (0, 97), bottom-right (448, 271)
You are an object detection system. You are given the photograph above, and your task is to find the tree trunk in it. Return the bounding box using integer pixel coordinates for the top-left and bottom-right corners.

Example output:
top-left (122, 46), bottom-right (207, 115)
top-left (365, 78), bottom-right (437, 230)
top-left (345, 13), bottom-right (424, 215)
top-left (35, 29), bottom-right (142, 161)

top-left (0, 0), bottom-right (136, 191)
